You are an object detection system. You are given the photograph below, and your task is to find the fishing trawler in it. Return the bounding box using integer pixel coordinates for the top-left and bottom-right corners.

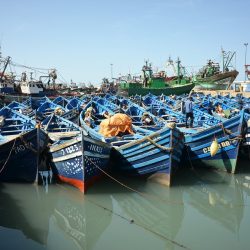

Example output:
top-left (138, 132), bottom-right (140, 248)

top-left (118, 59), bottom-right (194, 96)
top-left (0, 53), bottom-right (63, 103)
top-left (0, 56), bottom-right (15, 94)
top-left (193, 49), bottom-right (239, 90)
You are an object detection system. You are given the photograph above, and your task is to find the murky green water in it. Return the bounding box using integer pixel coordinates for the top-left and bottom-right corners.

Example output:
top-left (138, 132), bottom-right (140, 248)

top-left (0, 162), bottom-right (250, 250)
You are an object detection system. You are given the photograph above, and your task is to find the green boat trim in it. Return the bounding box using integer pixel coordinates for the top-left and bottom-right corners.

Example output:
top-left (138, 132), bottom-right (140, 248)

top-left (191, 158), bottom-right (238, 174)
top-left (118, 81), bottom-right (195, 96)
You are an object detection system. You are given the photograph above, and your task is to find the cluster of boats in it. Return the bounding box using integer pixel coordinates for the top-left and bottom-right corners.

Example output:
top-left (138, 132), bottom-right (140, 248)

top-left (0, 54), bottom-right (99, 106)
top-left (115, 50), bottom-right (241, 97)
top-left (0, 92), bottom-right (250, 193)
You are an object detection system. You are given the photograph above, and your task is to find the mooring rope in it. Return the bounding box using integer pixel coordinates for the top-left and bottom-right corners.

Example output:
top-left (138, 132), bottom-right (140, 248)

top-left (84, 155), bottom-right (183, 206)
top-left (56, 184), bottom-right (189, 249)
top-left (0, 138), bottom-right (17, 174)
top-left (86, 198), bottom-right (190, 249)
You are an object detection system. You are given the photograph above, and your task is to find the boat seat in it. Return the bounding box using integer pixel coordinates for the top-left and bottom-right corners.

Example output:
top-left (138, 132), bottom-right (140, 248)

top-left (111, 140), bottom-right (134, 146)
top-left (1, 130), bottom-right (28, 135)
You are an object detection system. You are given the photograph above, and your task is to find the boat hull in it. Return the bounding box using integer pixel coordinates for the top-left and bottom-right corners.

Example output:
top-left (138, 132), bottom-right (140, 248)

top-left (118, 82), bottom-right (195, 97)
top-left (111, 126), bottom-right (184, 186)
top-left (49, 133), bottom-right (111, 193)
top-left (184, 113), bottom-right (244, 173)
top-left (0, 128), bottom-right (48, 182)
top-left (194, 70), bottom-right (238, 90)
top-left (243, 112), bottom-right (250, 145)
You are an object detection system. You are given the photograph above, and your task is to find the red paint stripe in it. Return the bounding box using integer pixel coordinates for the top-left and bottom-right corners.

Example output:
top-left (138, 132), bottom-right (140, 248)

top-left (58, 175), bottom-right (85, 192)
top-left (58, 173), bottom-right (105, 194)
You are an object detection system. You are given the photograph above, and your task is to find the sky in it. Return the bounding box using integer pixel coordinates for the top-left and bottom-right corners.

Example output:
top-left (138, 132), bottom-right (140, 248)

top-left (0, 0), bottom-right (249, 86)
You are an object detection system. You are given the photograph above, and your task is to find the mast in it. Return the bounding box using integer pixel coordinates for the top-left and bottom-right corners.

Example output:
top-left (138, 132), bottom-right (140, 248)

top-left (221, 48), bottom-right (236, 73)
top-left (142, 60), bottom-right (151, 87)
top-left (222, 49), bottom-right (225, 72)
top-left (244, 43), bottom-right (248, 81)
top-left (0, 56), bottom-right (11, 82)
top-left (177, 57), bottom-right (180, 84)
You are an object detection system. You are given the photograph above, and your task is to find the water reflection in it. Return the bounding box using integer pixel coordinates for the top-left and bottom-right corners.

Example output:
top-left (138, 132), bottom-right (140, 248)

top-left (48, 185), bottom-right (112, 250)
top-left (183, 168), bottom-right (249, 234)
top-left (110, 178), bottom-right (185, 249)
top-left (0, 167), bottom-right (250, 250)
top-left (0, 182), bottom-right (113, 250)
top-left (0, 183), bottom-right (57, 247)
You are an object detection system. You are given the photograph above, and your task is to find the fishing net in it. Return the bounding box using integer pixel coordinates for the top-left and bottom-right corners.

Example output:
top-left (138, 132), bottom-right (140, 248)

top-left (99, 113), bottom-right (134, 137)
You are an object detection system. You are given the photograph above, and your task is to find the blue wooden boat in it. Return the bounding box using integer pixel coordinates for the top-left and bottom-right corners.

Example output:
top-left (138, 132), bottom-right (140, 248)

top-left (23, 96), bottom-right (50, 110)
top-left (60, 109), bottom-right (80, 124)
top-left (216, 94), bottom-right (242, 109)
top-left (37, 100), bottom-right (67, 119)
top-left (41, 113), bottom-right (81, 141)
top-left (142, 93), bottom-right (222, 128)
top-left (95, 96), bottom-right (120, 112)
top-left (95, 96), bottom-right (165, 131)
top-left (190, 94), bottom-right (241, 118)
top-left (184, 111), bottom-right (245, 173)
top-left (45, 115), bottom-right (111, 193)
top-left (80, 104), bottom-right (184, 186)
top-left (0, 107), bottom-right (48, 182)
top-left (111, 124), bottom-right (184, 186)
top-left (243, 110), bottom-right (250, 147)
top-left (7, 101), bottom-right (35, 117)
top-left (49, 132), bottom-right (111, 193)
top-left (8, 101), bottom-right (29, 111)
top-left (65, 97), bottom-right (87, 111)
top-left (52, 96), bottom-right (70, 108)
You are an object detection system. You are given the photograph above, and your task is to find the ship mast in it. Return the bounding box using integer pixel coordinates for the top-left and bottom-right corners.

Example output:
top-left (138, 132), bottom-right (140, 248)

top-left (221, 48), bottom-right (236, 72)
top-left (244, 43), bottom-right (249, 81)
top-left (177, 57), bottom-right (181, 84)
top-left (0, 56), bottom-right (11, 82)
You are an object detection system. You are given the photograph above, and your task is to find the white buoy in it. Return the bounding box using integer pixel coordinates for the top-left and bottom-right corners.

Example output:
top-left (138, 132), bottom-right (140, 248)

top-left (210, 138), bottom-right (219, 157)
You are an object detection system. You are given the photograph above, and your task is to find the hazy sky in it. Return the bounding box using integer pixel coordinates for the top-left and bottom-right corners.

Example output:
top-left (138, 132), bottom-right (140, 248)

top-left (1, 0), bottom-right (249, 85)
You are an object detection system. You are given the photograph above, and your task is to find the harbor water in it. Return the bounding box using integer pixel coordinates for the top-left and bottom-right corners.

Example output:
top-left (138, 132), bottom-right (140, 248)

top-left (0, 161), bottom-right (250, 250)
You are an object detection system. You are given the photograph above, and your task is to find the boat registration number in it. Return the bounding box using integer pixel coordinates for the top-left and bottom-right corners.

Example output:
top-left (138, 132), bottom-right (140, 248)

top-left (202, 140), bottom-right (231, 154)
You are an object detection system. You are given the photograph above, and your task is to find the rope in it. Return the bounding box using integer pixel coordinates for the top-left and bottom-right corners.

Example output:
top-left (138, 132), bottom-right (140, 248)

top-left (146, 137), bottom-right (173, 152)
top-left (57, 184), bottom-right (189, 249)
top-left (87, 198), bottom-right (189, 249)
top-left (220, 123), bottom-right (243, 141)
top-left (220, 123), bottom-right (232, 136)
top-left (83, 156), bottom-right (189, 248)
top-left (84, 155), bottom-right (182, 205)
top-left (0, 138), bottom-right (17, 174)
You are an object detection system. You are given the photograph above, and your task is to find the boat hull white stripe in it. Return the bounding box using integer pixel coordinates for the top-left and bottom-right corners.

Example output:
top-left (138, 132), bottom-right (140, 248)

top-left (52, 151), bottom-right (109, 163)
